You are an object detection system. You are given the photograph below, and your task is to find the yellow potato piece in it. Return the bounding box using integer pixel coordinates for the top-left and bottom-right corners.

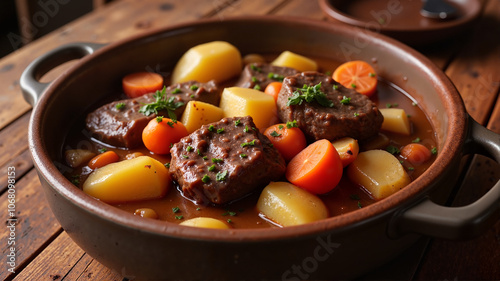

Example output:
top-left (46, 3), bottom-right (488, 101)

top-left (83, 156), bottom-right (170, 204)
top-left (331, 137), bottom-right (359, 167)
top-left (180, 217), bottom-right (230, 229)
top-left (271, 51), bottom-right (318, 72)
top-left (219, 87), bottom-right (278, 130)
top-left (65, 149), bottom-right (96, 168)
top-left (171, 41), bottom-right (242, 83)
top-left (181, 101), bottom-right (224, 133)
top-left (379, 108), bottom-right (411, 135)
top-left (257, 182), bottom-right (328, 227)
top-left (347, 150), bottom-right (411, 200)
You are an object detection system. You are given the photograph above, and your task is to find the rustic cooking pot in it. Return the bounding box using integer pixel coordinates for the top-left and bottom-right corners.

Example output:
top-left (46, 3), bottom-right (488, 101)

top-left (21, 16), bottom-right (500, 280)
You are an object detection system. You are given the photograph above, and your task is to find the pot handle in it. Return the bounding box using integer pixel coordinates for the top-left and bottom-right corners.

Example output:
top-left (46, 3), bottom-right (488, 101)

top-left (389, 116), bottom-right (500, 240)
top-left (20, 42), bottom-right (106, 106)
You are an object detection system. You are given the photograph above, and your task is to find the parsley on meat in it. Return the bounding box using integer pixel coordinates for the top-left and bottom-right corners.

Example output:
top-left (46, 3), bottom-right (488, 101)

top-left (139, 86), bottom-right (184, 121)
top-left (287, 82), bottom-right (334, 107)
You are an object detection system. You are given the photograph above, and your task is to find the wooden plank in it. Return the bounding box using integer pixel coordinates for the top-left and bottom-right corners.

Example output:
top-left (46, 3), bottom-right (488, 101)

top-left (273, 0), bottom-right (324, 19)
top-left (0, 149), bottom-right (32, 193)
top-left (0, 113), bottom-right (30, 173)
top-left (0, 169), bottom-right (62, 281)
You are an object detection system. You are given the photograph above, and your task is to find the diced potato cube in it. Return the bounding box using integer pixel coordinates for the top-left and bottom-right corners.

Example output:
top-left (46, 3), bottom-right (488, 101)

top-left (257, 182), bottom-right (328, 227)
top-left (65, 149), bottom-right (96, 168)
top-left (360, 133), bottom-right (390, 151)
top-left (271, 51), bottom-right (318, 72)
top-left (347, 150), bottom-right (411, 200)
top-left (379, 108), bottom-right (411, 135)
top-left (171, 41), bottom-right (242, 83)
top-left (332, 137), bottom-right (359, 167)
top-left (219, 87), bottom-right (278, 130)
top-left (83, 156), bottom-right (170, 204)
top-left (181, 101), bottom-right (224, 133)
top-left (180, 217), bottom-right (230, 229)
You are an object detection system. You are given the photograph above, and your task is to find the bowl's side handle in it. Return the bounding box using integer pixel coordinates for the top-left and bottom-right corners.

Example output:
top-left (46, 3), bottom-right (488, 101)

top-left (388, 116), bottom-right (500, 240)
top-left (20, 42), bottom-right (106, 106)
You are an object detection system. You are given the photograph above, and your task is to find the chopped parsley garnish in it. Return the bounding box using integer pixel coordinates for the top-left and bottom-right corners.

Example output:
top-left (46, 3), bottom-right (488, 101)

top-left (243, 125), bottom-right (250, 133)
top-left (253, 84), bottom-right (261, 90)
top-left (115, 102), bottom-right (125, 110)
top-left (197, 149), bottom-right (202, 156)
top-left (190, 85), bottom-right (199, 91)
top-left (240, 153), bottom-right (247, 158)
top-left (431, 147), bottom-right (438, 155)
top-left (333, 84), bottom-right (339, 90)
top-left (208, 164), bottom-right (216, 172)
top-left (156, 116), bottom-right (163, 123)
top-left (351, 83), bottom-right (357, 88)
top-left (251, 76), bottom-right (258, 82)
top-left (216, 170), bottom-right (228, 181)
top-left (164, 162), bottom-right (170, 168)
top-left (267, 72), bottom-right (285, 81)
top-left (412, 138), bottom-right (421, 143)
top-left (407, 167), bottom-right (415, 171)
top-left (139, 86), bottom-right (184, 120)
top-left (201, 174), bottom-right (210, 183)
top-left (175, 215), bottom-right (183, 220)
top-left (354, 112), bottom-right (359, 117)
top-left (172, 206), bottom-right (180, 213)
top-left (208, 125), bottom-right (215, 132)
top-left (186, 146), bottom-right (193, 152)
top-left (241, 139), bottom-right (256, 147)
top-left (222, 210), bottom-right (237, 216)
top-left (202, 156), bottom-right (208, 160)
top-left (235, 119), bottom-right (241, 126)
top-left (171, 88), bottom-right (181, 94)
top-left (190, 94), bottom-right (195, 99)
top-left (340, 96), bottom-right (351, 105)
top-left (98, 148), bottom-right (107, 153)
top-left (386, 145), bottom-right (400, 155)
top-left (167, 121), bottom-right (175, 128)
top-left (286, 120), bottom-right (298, 128)
top-left (369, 73), bottom-right (376, 77)
top-left (287, 83), bottom-right (334, 108)
top-left (386, 103), bottom-right (398, 108)
top-left (182, 155), bottom-right (188, 159)
top-left (270, 131), bottom-right (281, 137)
top-left (357, 201), bottom-right (363, 209)
top-left (217, 128), bottom-right (225, 134)
top-left (212, 158), bottom-right (223, 163)
top-left (278, 124), bottom-right (284, 130)
top-left (250, 64), bottom-right (261, 72)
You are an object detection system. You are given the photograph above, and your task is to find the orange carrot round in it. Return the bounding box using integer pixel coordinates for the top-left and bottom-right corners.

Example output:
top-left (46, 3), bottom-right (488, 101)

top-left (142, 116), bottom-right (188, 155)
top-left (264, 82), bottom-right (282, 103)
top-left (264, 122), bottom-right (307, 161)
top-left (122, 72), bottom-right (164, 98)
top-left (286, 139), bottom-right (343, 194)
top-left (88, 150), bottom-right (120, 169)
top-left (332, 60), bottom-right (378, 96)
top-left (400, 143), bottom-right (432, 165)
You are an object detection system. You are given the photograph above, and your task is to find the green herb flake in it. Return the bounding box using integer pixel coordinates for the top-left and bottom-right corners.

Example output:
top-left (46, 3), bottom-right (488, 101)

top-left (369, 73), bottom-right (376, 77)
top-left (287, 83), bottom-right (334, 108)
top-left (182, 155), bottom-right (188, 159)
top-left (202, 156), bottom-right (208, 160)
top-left (270, 131), bottom-right (281, 137)
top-left (235, 119), bottom-right (241, 126)
top-left (201, 174), bottom-right (210, 183)
top-left (278, 124), bottom-right (284, 130)
top-left (407, 167), bottom-right (415, 171)
top-left (325, 71), bottom-right (332, 76)
top-left (197, 149), bottom-right (202, 156)
top-left (190, 85), bottom-right (199, 91)
top-left (98, 148), bottom-right (107, 153)
top-left (251, 76), bottom-right (258, 82)
top-left (267, 72), bottom-right (285, 82)
top-left (240, 153), bottom-right (247, 158)
top-left (115, 102), bottom-right (125, 110)
top-left (340, 96), bottom-right (351, 105)
top-left (227, 219), bottom-right (233, 223)
top-left (208, 125), bottom-right (215, 132)
top-left (333, 84), bottom-right (339, 90)
top-left (208, 164), bottom-right (216, 172)
top-left (241, 139), bottom-right (256, 147)
top-left (386, 145), bottom-right (400, 155)
top-left (286, 120), bottom-right (298, 128)
top-left (412, 138), bottom-right (421, 143)
top-left (196, 207), bottom-right (201, 211)
top-left (186, 146), bottom-right (193, 152)
top-left (253, 84), bottom-right (261, 91)
top-left (212, 158), bottom-right (223, 163)
top-left (431, 147), bottom-right (438, 155)
top-left (167, 121), bottom-right (175, 128)
top-left (139, 86), bottom-right (184, 121)
top-left (250, 64), bottom-right (261, 72)
top-left (351, 83), bottom-right (357, 88)
top-left (216, 170), bottom-right (228, 181)
top-left (164, 162), bottom-right (170, 168)
top-left (171, 88), bottom-right (181, 94)
top-left (243, 125), bottom-right (250, 133)
top-left (172, 206), bottom-right (180, 213)
top-left (175, 215), bottom-right (183, 220)
top-left (222, 210), bottom-right (237, 216)
top-left (217, 128), bottom-right (225, 134)
top-left (357, 201), bottom-right (363, 209)
top-left (354, 112), bottom-right (360, 117)
top-left (190, 94), bottom-right (195, 99)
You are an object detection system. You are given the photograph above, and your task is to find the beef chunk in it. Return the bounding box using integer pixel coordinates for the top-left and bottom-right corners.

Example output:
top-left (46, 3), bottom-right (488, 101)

top-left (170, 116), bottom-right (286, 205)
top-left (235, 63), bottom-right (299, 90)
top-left (277, 72), bottom-right (383, 141)
top-left (86, 80), bottom-right (219, 148)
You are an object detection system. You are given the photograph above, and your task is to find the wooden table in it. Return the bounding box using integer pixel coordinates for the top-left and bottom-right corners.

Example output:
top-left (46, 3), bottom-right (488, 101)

top-left (1, 0), bottom-right (499, 280)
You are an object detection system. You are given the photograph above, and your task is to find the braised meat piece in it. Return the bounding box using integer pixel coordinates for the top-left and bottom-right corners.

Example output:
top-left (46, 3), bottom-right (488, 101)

top-left (170, 116), bottom-right (286, 205)
top-left (277, 72), bottom-right (383, 141)
top-left (235, 62), bottom-right (299, 90)
top-left (86, 80), bottom-right (219, 148)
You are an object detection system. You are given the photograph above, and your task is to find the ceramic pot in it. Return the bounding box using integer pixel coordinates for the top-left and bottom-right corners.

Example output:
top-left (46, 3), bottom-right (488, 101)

top-left (21, 16), bottom-right (500, 280)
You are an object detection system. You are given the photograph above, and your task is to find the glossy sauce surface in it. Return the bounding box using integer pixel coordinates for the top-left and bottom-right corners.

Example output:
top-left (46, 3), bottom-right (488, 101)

top-left (64, 56), bottom-right (437, 229)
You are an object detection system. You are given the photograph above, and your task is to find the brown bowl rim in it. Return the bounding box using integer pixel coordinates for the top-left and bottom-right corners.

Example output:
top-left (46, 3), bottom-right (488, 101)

top-left (29, 15), bottom-right (467, 242)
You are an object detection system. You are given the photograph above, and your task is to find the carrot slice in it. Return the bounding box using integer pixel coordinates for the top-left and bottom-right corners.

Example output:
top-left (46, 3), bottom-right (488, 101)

top-left (264, 82), bottom-right (282, 103)
top-left (88, 150), bottom-right (120, 169)
top-left (263, 122), bottom-right (307, 161)
top-left (142, 117), bottom-right (188, 155)
top-left (286, 139), bottom-right (343, 194)
top-left (122, 72), bottom-right (164, 98)
top-left (332, 60), bottom-right (377, 96)
top-left (400, 143), bottom-right (432, 165)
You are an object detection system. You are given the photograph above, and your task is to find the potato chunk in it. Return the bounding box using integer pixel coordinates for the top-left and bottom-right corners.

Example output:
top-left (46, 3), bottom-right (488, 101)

top-left (257, 182), bottom-right (328, 227)
top-left (180, 217), bottom-right (230, 229)
top-left (219, 87), bottom-right (278, 130)
top-left (331, 137), bottom-right (359, 167)
top-left (65, 149), bottom-right (96, 168)
top-left (83, 156), bottom-right (170, 204)
top-left (271, 51), bottom-right (318, 72)
top-left (181, 101), bottom-right (224, 133)
top-left (379, 108), bottom-right (411, 135)
top-left (171, 41), bottom-right (242, 83)
top-left (347, 150), bottom-right (410, 200)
